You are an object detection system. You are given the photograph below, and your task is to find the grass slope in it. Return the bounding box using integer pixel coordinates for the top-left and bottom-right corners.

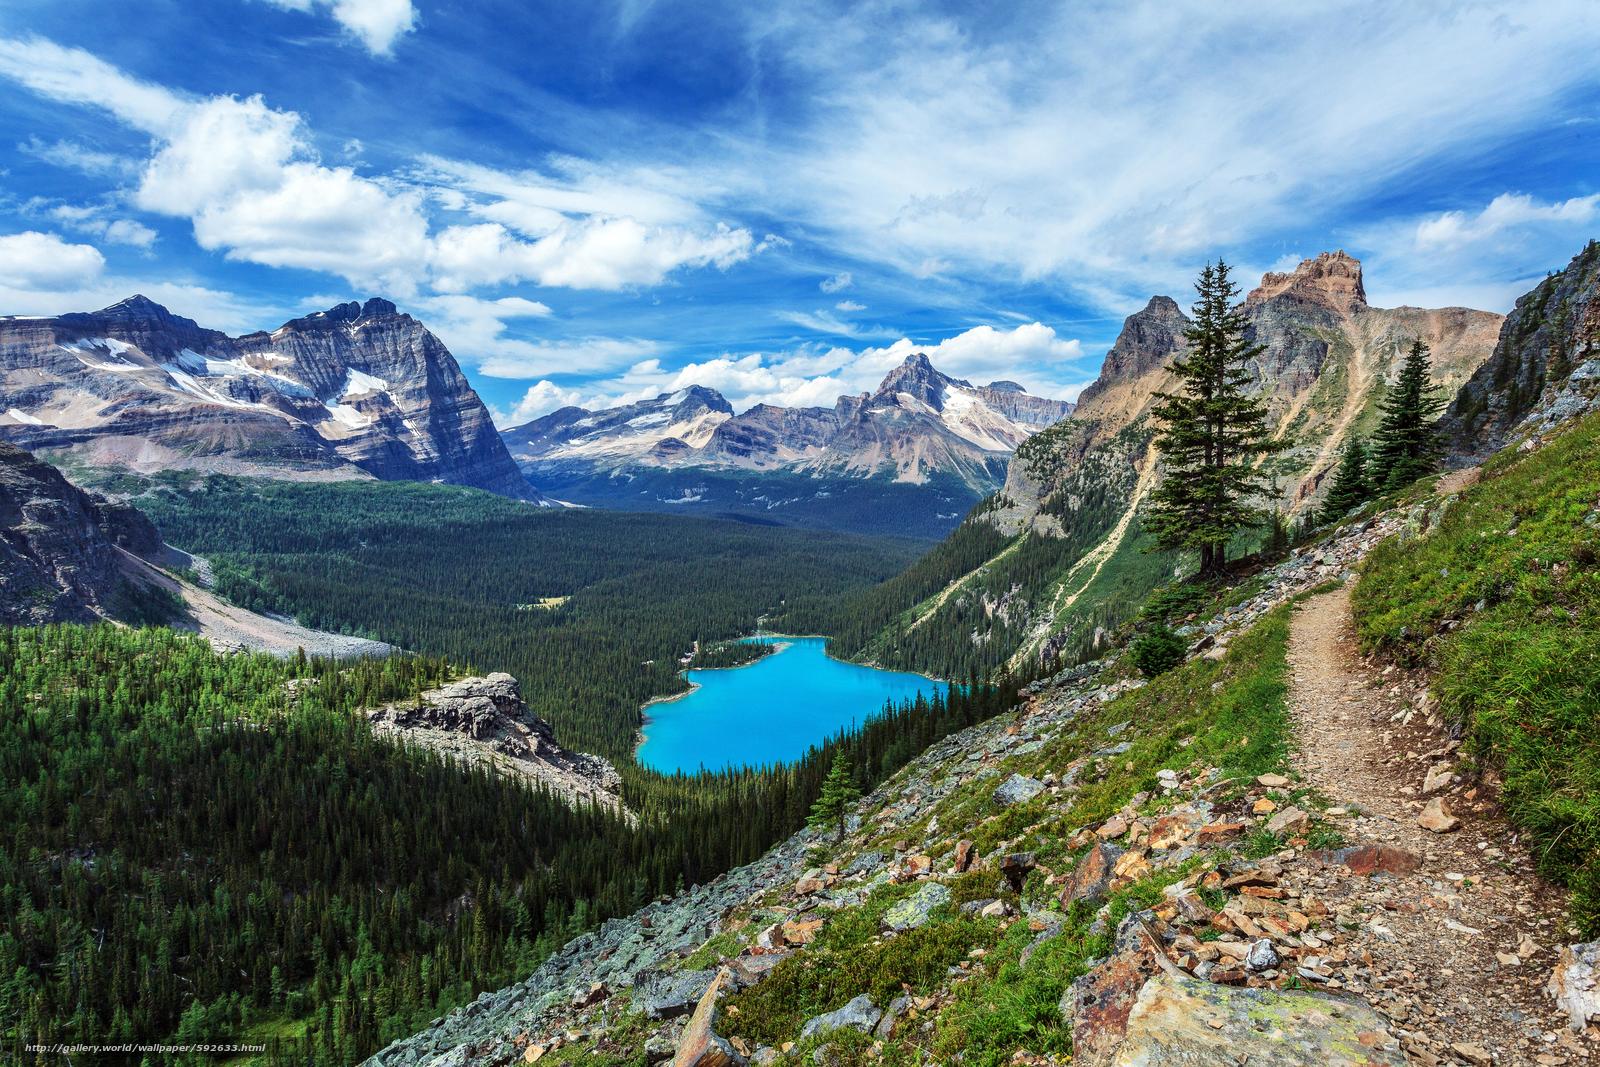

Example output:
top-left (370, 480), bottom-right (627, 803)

top-left (1354, 410), bottom-right (1600, 934)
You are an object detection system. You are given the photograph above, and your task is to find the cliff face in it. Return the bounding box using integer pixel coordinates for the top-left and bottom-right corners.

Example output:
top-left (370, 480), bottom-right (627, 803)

top-left (0, 296), bottom-right (538, 500)
top-left (1442, 240), bottom-right (1600, 459)
top-left (0, 441), bottom-right (161, 624)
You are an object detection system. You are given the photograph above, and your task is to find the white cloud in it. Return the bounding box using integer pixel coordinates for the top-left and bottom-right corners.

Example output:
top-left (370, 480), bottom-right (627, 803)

top-left (0, 39), bottom-right (759, 298)
top-left (776, 308), bottom-right (896, 338)
top-left (103, 219), bottom-right (158, 248)
top-left (1356, 192), bottom-right (1600, 310)
top-left (40, 203), bottom-right (158, 248)
top-left (571, 321), bottom-right (1089, 414)
top-left (0, 231), bottom-right (105, 289)
top-left (835, 299), bottom-right (865, 312)
top-left (476, 337), bottom-right (663, 379)
top-left (262, 0), bottom-right (417, 55)
top-left (704, 2), bottom-right (1600, 308)
top-left (17, 136), bottom-right (136, 176)
top-left (493, 379), bottom-right (588, 426)
top-left (819, 271), bottom-right (852, 293)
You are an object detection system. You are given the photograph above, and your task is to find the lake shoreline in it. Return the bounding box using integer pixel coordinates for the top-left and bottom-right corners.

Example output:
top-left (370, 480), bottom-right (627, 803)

top-left (633, 634), bottom-right (947, 774)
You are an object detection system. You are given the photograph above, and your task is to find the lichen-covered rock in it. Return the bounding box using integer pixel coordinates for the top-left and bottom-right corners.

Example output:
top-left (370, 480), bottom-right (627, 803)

top-left (634, 969), bottom-right (717, 1020)
top-left (993, 773), bottom-right (1045, 806)
top-left (1109, 973), bottom-right (1406, 1066)
top-left (883, 882), bottom-right (950, 932)
top-left (672, 969), bottom-right (745, 1067)
top-left (1061, 842), bottom-right (1123, 906)
top-left (799, 995), bottom-right (881, 1040)
top-left (1548, 940), bottom-right (1600, 1032)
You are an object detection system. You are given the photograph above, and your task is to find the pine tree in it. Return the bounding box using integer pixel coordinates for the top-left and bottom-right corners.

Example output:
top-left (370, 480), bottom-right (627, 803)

top-left (1369, 339), bottom-right (1447, 490)
top-left (1146, 261), bottom-right (1287, 577)
top-left (1319, 435), bottom-right (1371, 523)
top-left (806, 752), bottom-right (860, 842)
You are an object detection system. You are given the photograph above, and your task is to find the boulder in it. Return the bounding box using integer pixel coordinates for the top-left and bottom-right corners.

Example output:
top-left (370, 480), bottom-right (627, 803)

top-left (672, 969), bottom-right (745, 1067)
top-left (1059, 916), bottom-right (1159, 1067)
top-left (884, 882), bottom-right (951, 931)
top-left (993, 773), bottom-right (1046, 806)
top-left (799, 995), bottom-right (881, 1040)
top-left (1266, 805), bottom-right (1311, 836)
top-left (1061, 842), bottom-right (1123, 906)
top-left (1314, 844), bottom-right (1421, 878)
top-left (1548, 940), bottom-right (1600, 1032)
top-left (1108, 974), bottom-right (1406, 1066)
top-left (953, 839), bottom-right (976, 873)
top-left (635, 969), bottom-right (717, 1019)
top-left (1417, 796), bottom-right (1460, 833)
top-left (1421, 763), bottom-right (1454, 795)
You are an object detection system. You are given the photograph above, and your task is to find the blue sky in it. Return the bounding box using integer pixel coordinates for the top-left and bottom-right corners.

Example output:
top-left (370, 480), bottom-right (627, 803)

top-left (2, 1), bottom-right (1599, 424)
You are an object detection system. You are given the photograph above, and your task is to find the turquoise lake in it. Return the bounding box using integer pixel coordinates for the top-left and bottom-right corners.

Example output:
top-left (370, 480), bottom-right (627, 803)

top-left (636, 636), bottom-right (948, 773)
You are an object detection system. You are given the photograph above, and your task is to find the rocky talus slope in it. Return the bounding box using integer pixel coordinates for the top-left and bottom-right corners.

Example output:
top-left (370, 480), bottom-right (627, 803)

top-left (371, 457), bottom-right (1598, 1066)
top-left (368, 673), bottom-right (627, 816)
top-left (0, 295), bottom-right (537, 499)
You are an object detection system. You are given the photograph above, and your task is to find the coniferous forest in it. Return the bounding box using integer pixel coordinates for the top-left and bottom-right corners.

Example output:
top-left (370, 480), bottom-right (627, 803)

top-left (1, 477), bottom-right (1025, 1065)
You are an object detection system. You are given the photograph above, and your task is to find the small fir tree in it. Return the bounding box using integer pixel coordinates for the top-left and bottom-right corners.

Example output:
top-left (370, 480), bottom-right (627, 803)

top-left (1319, 435), bottom-right (1372, 523)
top-left (1146, 261), bottom-right (1288, 578)
top-left (808, 751), bottom-right (861, 842)
top-left (1369, 339), bottom-right (1446, 489)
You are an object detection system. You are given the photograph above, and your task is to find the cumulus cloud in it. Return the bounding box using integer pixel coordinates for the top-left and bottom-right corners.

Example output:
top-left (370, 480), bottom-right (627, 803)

top-left (493, 380), bottom-right (589, 426)
top-left (568, 321), bottom-right (1089, 415)
top-left (1355, 192), bottom-right (1600, 310)
top-left (262, 0), bottom-right (417, 55)
top-left (835, 300), bottom-right (866, 312)
top-left (0, 231), bottom-right (105, 289)
top-left (0, 38), bottom-right (760, 298)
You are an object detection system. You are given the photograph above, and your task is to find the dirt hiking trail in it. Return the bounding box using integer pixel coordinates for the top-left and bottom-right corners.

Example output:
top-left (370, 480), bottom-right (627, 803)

top-left (1283, 585), bottom-right (1588, 1066)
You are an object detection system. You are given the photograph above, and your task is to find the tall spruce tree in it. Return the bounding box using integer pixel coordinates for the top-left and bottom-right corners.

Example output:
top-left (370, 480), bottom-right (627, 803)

top-left (1146, 261), bottom-right (1287, 578)
top-left (1369, 339), bottom-right (1446, 489)
top-left (1319, 435), bottom-right (1372, 523)
top-left (807, 751), bottom-right (861, 842)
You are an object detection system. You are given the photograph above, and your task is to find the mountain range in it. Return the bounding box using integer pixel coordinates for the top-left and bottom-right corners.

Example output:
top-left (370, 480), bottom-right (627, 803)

top-left (0, 295), bottom-right (537, 500)
top-left (502, 353), bottom-right (1075, 535)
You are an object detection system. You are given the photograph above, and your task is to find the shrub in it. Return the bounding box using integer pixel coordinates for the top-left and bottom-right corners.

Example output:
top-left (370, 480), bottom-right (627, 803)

top-left (1130, 624), bottom-right (1186, 677)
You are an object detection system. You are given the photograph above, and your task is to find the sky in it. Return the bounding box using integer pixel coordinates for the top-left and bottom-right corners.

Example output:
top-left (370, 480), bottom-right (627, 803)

top-left (1, 1), bottom-right (1599, 425)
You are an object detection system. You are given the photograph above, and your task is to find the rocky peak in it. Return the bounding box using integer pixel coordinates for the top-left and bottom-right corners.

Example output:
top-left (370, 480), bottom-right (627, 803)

top-left (874, 352), bottom-right (957, 408)
top-left (661, 385), bottom-right (734, 417)
top-left (95, 294), bottom-right (187, 325)
top-left (280, 296), bottom-right (406, 334)
top-left (986, 380), bottom-right (1026, 393)
top-left (1079, 295), bottom-right (1191, 404)
top-left (1247, 251), bottom-right (1367, 315)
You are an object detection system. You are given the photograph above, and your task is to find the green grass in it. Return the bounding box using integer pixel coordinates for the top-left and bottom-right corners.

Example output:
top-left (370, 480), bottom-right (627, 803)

top-left (1353, 411), bottom-right (1600, 935)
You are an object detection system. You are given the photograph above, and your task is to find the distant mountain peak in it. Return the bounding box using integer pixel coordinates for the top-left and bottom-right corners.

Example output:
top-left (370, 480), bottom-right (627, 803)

top-left (1247, 250), bottom-right (1367, 315)
top-left (290, 297), bottom-right (404, 330)
top-left (985, 380), bottom-right (1026, 393)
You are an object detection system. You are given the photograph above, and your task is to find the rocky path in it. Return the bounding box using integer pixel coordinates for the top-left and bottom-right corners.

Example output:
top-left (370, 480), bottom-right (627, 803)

top-left (1286, 586), bottom-right (1587, 1066)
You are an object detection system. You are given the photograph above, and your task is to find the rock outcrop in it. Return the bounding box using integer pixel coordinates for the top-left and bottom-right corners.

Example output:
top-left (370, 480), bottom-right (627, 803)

top-left (0, 440), bottom-right (162, 623)
top-left (368, 673), bottom-right (626, 815)
top-left (0, 296), bottom-right (539, 500)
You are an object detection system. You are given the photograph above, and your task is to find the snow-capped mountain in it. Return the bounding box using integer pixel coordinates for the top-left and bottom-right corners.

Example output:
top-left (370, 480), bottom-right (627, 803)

top-left (501, 353), bottom-right (1074, 535)
top-left (0, 296), bottom-right (539, 500)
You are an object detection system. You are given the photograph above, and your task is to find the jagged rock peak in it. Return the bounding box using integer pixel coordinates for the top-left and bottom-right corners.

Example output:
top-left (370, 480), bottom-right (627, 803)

top-left (96, 294), bottom-right (184, 323)
top-left (1247, 251), bottom-right (1367, 314)
top-left (875, 351), bottom-right (960, 404)
top-left (284, 297), bottom-right (404, 331)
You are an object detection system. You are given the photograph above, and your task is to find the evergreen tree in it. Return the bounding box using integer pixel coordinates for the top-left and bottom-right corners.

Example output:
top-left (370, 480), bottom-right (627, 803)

top-left (1146, 261), bottom-right (1287, 577)
top-left (1320, 435), bottom-right (1372, 523)
top-left (1369, 339), bottom-right (1446, 489)
top-left (807, 752), bottom-right (860, 841)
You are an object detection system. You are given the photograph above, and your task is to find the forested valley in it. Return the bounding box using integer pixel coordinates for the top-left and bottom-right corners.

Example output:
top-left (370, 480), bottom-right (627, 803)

top-left (3, 477), bottom-right (1030, 1065)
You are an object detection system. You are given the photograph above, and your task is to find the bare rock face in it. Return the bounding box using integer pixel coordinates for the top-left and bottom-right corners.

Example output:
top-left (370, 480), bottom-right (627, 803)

top-left (1548, 941), bottom-right (1600, 1032)
top-left (0, 295), bottom-right (538, 500)
top-left (1443, 239), bottom-right (1600, 458)
top-left (0, 440), bottom-right (162, 624)
top-left (368, 672), bottom-right (626, 814)
top-left (1246, 249), bottom-right (1369, 315)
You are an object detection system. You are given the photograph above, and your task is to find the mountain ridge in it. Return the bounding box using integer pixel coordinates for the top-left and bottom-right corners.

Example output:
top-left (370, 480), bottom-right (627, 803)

top-left (0, 295), bottom-right (540, 500)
